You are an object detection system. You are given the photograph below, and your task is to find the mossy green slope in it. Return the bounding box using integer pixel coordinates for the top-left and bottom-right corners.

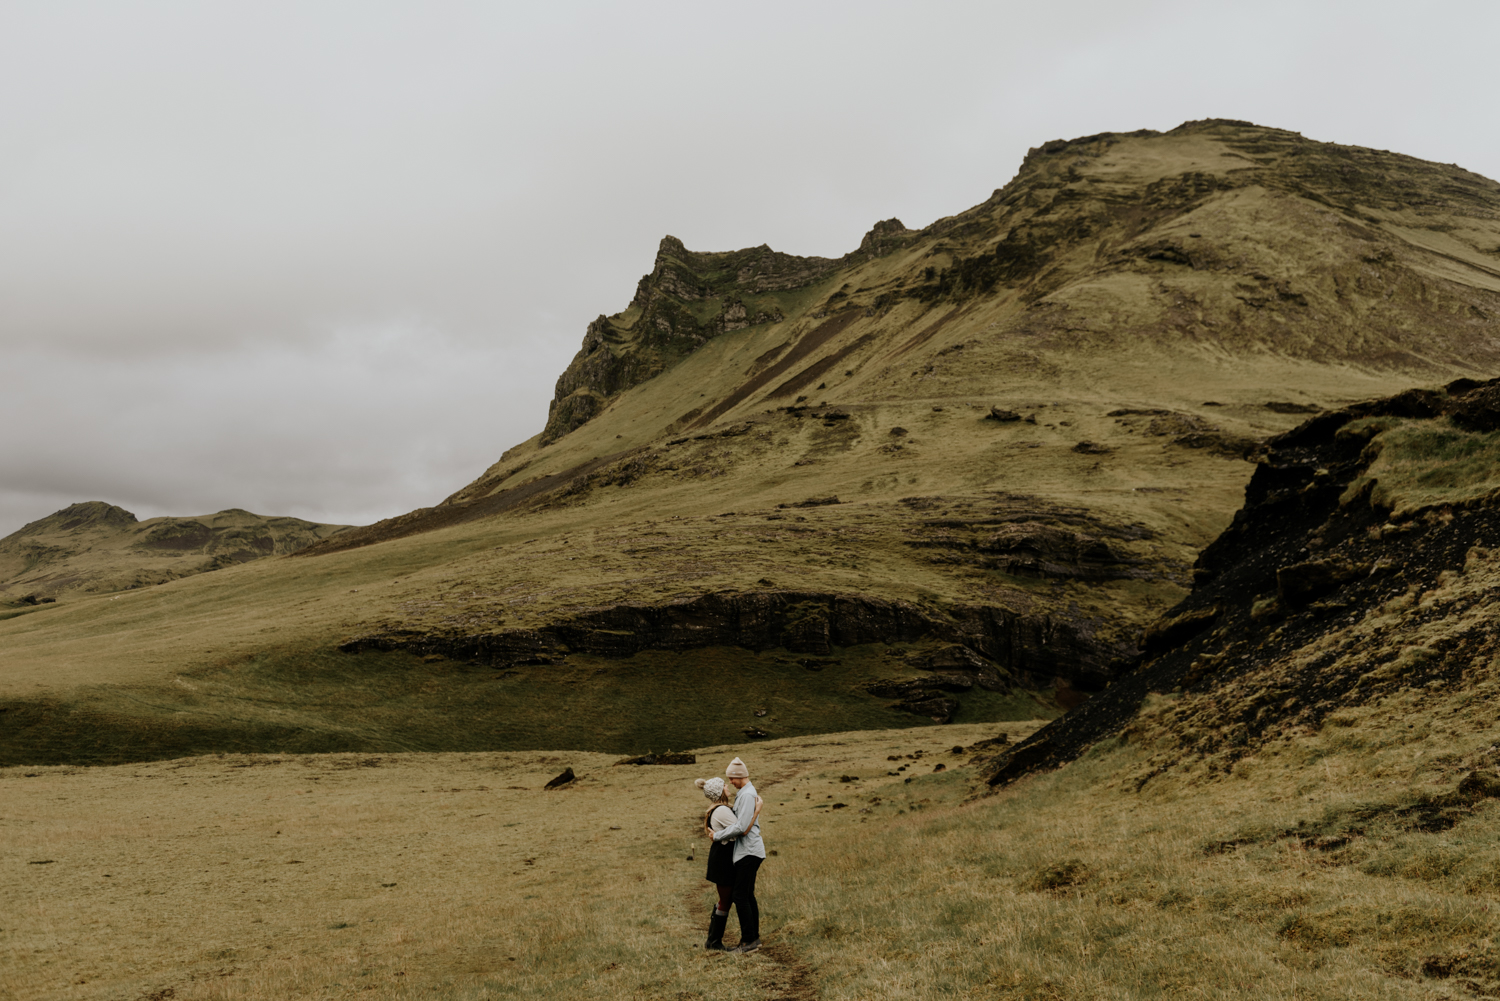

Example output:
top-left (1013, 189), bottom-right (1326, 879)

top-left (4, 119), bottom-right (1500, 763)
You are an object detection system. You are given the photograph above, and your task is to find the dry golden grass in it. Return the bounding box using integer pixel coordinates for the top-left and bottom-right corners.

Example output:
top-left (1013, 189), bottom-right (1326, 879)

top-left (1, 723), bottom-right (1035, 1000)
top-left (8, 701), bottom-right (1500, 1000)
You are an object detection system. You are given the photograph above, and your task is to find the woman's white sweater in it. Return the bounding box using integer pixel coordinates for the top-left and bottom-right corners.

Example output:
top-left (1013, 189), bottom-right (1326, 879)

top-left (707, 804), bottom-right (736, 836)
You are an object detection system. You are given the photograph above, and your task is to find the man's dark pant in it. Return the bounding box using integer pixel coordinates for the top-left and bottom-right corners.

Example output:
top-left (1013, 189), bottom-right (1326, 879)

top-left (731, 855), bottom-right (763, 943)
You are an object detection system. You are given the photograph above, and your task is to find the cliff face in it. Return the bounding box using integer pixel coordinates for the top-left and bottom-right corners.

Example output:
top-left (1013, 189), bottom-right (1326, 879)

top-left (987, 376), bottom-right (1500, 786)
top-left (540, 226), bottom-right (917, 444)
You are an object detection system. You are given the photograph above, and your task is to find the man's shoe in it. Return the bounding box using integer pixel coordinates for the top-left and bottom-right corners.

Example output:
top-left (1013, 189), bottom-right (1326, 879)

top-left (730, 939), bottom-right (761, 954)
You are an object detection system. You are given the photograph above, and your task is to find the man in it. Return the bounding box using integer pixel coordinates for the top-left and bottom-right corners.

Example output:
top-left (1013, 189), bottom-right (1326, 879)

top-left (713, 755), bottom-right (765, 954)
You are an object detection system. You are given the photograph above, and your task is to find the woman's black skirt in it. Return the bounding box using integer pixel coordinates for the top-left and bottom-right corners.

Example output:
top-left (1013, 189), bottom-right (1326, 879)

top-left (705, 838), bottom-right (735, 885)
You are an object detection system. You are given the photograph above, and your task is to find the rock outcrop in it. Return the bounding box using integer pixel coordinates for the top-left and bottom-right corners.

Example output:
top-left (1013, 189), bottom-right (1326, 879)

top-left (987, 376), bottom-right (1500, 786)
top-left (342, 586), bottom-right (1131, 695)
top-left (540, 223), bottom-right (919, 445)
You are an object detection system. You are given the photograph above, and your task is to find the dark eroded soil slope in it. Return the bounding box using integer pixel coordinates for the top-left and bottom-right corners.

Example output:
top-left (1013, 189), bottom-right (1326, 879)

top-left (990, 376), bottom-right (1500, 789)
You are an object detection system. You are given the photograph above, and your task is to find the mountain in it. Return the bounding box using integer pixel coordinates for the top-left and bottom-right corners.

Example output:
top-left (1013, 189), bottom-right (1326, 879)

top-left (0, 502), bottom-right (348, 605)
top-left (4, 119), bottom-right (1500, 765)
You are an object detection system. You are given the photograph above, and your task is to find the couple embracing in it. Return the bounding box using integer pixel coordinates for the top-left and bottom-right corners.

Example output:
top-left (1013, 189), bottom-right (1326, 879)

top-left (693, 755), bottom-right (765, 954)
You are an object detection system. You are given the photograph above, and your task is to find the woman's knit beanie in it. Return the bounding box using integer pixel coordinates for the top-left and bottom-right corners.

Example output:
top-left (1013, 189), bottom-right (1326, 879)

top-left (725, 756), bottom-right (749, 778)
top-left (695, 777), bottom-right (726, 800)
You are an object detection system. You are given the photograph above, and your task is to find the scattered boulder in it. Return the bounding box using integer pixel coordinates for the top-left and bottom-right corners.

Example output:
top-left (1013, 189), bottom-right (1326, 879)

top-left (923, 644), bottom-right (1010, 690)
top-left (613, 752), bottom-right (696, 766)
top-left (987, 406), bottom-right (1022, 422)
top-left (889, 427), bottom-right (908, 436)
top-left (865, 676), bottom-right (972, 699)
top-left (778, 496), bottom-right (841, 509)
top-left (1277, 559), bottom-right (1369, 607)
top-left (544, 767), bottom-right (577, 790)
top-left (1445, 383), bottom-right (1500, 432)
top-left (894, 694), bottom-right (959, 723)
top-left (1170, 431), bottom-right (1259, 459)
top-left (1142, 605), bottom-right (1221, 657)
top-left (986, 735), bottom-right (1055, 786)
top-left (925, 644), bottom-right (990, 672)
top-left (743, 727), bottom-right (770, 739)
top-left (1072, 441), bottom-right (1111, 455)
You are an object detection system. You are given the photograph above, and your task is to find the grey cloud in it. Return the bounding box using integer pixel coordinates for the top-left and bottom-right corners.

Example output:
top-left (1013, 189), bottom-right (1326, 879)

top-left (2, 0), bottom-right (1497, 535)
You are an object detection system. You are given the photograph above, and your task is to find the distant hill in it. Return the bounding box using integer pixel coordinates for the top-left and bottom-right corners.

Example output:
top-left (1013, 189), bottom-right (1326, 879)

top-left (5, 119), bottom-right (1500, 764)
top-left (0, 501), bottom-right (349, 603)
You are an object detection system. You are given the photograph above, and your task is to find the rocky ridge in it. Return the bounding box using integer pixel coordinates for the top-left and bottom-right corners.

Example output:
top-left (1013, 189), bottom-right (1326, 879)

top-left (0, 501), bottom-right (348, 602)
top-left (987, 376), bottom-right (1500, 786)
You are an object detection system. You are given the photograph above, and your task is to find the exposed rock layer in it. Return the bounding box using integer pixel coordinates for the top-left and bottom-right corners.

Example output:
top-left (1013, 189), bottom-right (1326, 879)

top-left (341, 587), bottom-right (1131, 694)
top-left (987, 376), bottom-right (1500, 785)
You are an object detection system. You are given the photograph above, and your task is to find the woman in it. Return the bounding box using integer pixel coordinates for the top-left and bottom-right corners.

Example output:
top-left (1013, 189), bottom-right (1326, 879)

top-left (694, 776), bottom-right (761, 951)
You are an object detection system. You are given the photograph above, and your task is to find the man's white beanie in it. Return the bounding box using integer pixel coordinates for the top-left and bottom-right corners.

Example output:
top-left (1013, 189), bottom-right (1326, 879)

top-left (695, 777), bottom-right (726, 800)
top-left (725, 756), bottom-right (749, 778)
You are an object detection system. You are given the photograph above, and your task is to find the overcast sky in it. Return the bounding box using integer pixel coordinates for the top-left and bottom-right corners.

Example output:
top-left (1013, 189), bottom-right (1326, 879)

top-left (2, 1), bottom-right (1497, 537)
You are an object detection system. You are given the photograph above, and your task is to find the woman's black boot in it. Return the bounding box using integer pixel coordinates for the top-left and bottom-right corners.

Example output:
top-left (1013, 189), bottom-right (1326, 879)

top-left (705, 909), bottom-right (729, 951)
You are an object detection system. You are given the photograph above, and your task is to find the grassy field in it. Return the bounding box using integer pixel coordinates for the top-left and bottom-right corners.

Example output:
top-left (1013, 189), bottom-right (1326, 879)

top-left (0, 642), bottom-right (1055, 766)
top-left (7, 699), bottom-right (1499, 1000)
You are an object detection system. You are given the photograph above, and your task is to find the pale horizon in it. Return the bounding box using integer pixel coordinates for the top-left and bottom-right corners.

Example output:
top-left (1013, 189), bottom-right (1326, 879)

top-left (3, 0), bottom-right (1498, 536)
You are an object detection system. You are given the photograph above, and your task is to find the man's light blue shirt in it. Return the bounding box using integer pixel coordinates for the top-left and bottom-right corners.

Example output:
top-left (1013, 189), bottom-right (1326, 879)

top-left (715, 779), bottom-right (766, 863)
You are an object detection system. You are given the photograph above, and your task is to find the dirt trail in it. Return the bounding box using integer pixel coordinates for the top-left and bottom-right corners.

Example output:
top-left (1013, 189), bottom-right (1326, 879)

top-left (755, 942), bottom-right (819, 1000)
top-left (677, 877), bottom-right (819, 999)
